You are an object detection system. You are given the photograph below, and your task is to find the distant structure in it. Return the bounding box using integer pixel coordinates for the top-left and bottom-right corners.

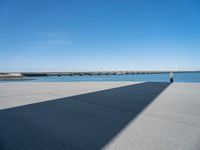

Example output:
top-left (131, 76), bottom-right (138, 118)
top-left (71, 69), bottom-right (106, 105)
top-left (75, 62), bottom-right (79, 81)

top-left (0, 73), bottom-right (22, 80)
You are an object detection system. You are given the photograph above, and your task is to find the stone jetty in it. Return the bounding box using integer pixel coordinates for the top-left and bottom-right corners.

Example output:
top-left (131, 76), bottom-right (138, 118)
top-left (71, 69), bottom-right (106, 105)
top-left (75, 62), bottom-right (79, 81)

top-left (0, 73), bottom-right (22, 80)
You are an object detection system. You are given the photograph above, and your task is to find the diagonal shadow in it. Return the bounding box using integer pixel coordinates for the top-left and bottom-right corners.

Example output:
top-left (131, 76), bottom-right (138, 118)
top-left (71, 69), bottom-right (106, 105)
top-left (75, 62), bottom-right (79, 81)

top-left (0, 82), bottom-right (169, 150)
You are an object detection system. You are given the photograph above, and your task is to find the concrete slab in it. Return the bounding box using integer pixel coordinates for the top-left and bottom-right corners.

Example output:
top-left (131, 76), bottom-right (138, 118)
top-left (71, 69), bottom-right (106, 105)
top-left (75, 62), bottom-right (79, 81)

top-left (0, 82), bottom-right (139, 110)
top-left (0, 82), bottom-right (200, 150)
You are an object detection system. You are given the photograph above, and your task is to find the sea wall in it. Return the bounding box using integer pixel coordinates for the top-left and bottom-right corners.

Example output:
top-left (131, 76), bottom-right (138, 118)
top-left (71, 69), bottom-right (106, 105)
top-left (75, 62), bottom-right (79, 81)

top-left (0, 73), bottom-right (22, 80)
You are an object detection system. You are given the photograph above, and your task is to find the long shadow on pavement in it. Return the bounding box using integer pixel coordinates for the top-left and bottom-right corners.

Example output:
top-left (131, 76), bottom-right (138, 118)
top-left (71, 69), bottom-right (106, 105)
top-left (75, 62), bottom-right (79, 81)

top-left (0, 82), bottom-right (169, 150)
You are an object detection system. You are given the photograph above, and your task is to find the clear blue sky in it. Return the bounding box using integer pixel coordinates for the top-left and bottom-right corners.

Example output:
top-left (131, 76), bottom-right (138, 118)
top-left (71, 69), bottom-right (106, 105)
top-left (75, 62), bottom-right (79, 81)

top-left (0, 0), bottom-right (200, 71)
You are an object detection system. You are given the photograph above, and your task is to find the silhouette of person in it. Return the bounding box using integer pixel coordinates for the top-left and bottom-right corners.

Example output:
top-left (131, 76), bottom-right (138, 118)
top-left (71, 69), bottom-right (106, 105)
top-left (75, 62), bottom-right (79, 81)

top-left (170, 72), bottom-right (174, 83)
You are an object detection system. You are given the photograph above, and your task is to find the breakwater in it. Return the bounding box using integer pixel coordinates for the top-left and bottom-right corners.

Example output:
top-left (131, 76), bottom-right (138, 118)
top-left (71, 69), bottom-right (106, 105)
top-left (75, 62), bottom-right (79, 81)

top-left (0, 73), bottom-right (22, 80)
top-left (1, 71), bottom-right (199, 81)
top-left (21, 71), bottom-right (199, 77)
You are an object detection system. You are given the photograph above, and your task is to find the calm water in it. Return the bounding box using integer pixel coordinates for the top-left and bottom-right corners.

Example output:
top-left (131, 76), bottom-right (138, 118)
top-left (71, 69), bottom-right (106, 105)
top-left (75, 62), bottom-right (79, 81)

top-left (1, 72), bottom-right (200, 83)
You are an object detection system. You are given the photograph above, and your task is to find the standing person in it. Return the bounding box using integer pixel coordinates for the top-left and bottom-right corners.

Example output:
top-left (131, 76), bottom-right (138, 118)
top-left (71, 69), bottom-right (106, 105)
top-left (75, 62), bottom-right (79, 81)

top-left (170, 72), bottom-right (174, 83)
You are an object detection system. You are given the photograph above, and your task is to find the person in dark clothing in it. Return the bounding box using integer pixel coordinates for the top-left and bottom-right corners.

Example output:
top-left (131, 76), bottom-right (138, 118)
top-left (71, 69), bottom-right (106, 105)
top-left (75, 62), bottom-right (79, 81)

top-left (170, 72), bottom-right (174, 83)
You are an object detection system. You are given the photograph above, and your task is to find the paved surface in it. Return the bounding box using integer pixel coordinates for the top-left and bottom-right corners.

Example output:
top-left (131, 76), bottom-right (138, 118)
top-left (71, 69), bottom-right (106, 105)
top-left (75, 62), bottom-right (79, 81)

top-left (0, 82), bottom-right (138, 110)
top-left (0, 82), bottom-right (200, 150)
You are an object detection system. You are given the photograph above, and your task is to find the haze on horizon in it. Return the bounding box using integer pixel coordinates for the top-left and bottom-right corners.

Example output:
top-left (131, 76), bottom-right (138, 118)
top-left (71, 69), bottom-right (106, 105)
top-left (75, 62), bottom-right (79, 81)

top-left (0, 0), bottom-right (200, 72)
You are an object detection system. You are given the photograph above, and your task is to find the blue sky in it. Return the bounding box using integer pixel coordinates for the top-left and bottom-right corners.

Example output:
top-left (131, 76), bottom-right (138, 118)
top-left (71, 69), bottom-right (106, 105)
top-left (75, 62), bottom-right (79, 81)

top-left (0, 0), bottom-right (200, 71)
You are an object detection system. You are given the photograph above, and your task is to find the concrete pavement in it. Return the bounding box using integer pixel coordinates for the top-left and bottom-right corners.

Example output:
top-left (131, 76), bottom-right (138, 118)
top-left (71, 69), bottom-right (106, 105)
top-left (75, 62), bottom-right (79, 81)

top-left (0, 82), bottom-right (200, 150)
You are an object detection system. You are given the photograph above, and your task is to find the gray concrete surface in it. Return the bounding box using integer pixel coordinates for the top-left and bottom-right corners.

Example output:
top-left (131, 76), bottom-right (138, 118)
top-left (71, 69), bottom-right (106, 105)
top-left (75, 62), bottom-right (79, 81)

top-left (0, 82), bottom-right (200, 150)
top-left (0, 82), bottom-right (139, 110)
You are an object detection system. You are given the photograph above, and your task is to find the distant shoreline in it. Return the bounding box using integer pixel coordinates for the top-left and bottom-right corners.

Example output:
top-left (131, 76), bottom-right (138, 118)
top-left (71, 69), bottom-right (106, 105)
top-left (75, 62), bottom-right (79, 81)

top-left (1, 72), bottom-right (200, 83)
top-left (0, 71), bottom-right (199, 78)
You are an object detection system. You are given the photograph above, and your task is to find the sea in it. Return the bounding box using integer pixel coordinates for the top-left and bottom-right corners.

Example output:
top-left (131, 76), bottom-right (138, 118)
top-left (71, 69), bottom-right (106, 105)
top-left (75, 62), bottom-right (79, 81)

top-left (1, 72), bottom-right (200, 83)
